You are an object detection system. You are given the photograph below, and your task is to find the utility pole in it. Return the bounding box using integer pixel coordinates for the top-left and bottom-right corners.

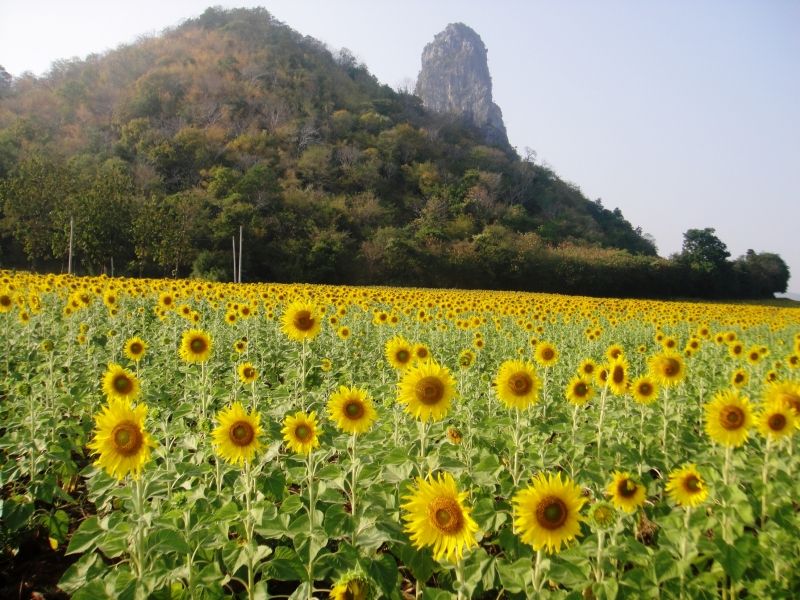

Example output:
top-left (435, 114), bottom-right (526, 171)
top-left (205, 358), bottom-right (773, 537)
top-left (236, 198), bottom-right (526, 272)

top-left (232, 235), bottom-right (237, 283)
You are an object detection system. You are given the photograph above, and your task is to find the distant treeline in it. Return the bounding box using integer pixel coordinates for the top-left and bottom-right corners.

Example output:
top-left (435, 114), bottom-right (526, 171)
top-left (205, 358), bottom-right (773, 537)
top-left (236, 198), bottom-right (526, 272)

top-left (0, 7), bottom-right (789, 298)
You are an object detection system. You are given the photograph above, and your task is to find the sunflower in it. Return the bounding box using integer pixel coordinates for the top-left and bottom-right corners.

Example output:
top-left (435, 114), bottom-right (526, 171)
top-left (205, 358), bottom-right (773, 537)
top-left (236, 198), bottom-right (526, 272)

top-left (211, 402), bottom-right (263, 465)
top-left (386, 336), bottom-right (415, 370)
top-left (763, 380), bottom-right (800, 418)
top-left (281, 411), bottom-right (320, 455)
top-left (401, 472), bottom-right (478, 562)
top-left (446, 427), bottom-right (463, 445)
top-left (647, 352), bottom-right (686, 387)
top-left (237, 362), bottom-right (258, 384)
top-left (605, 344), bottom-right (625, 361)
top-left (577, 358), bottom-right (597, 379)
top-left (630, 375), bottom-right (659, 405)
top-left (494, 360), bottom-right (541, 410)
top-left (588, 501), bottom-right (617, 530)
top-left (756, 401), bottom-right (796, 440)
top-left (327, 386), bottom-right (377, 435)
top-left (728, 342), bottom-right (744, 359)
top-left (234, 339), bottom-right (247, 353)
top-left (458, 349), bottom-right (476, 369)
top-left (337, 326), bottom-right (351, 340)
top-left (704, 389), bottom-right (753, 447)
top-left (101, 363), bottom-right (140, 402)
top-left (565, 376), bottom-right (594, 406)
top-left (746, 346), bottom-right (762, 365)
top-left (123, 337), bottom-right (147, 362)
top-left (397, 361), bottom-right (457, 422)
top-left (607, 471), bottom-right (646, 513)
top-left (513, 471), bottom-right (586, 554)
top-left (534, 342), bottom-right (559, 367)
top-left (414, 343), bottom-right (431, 362)
top-left (329, 579), bottom-right (368, 600)
top-left (730, 368), bottom-right (749, 388)
top-left (179, 329), bottom-right (213, 364)
top-left (87, 398), bottom-right (155, 480)
top-left (665, 464), bottom-right (708, 508)
top-left (281, 301), bottom-right (322, 342)
top-left (607, 357), bottom-right (629, 396)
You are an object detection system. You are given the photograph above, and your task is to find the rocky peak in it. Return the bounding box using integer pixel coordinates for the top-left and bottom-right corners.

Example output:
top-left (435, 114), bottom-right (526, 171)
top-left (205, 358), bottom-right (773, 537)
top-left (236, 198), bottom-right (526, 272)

top-left (415, 23), bottom-right (508, 148)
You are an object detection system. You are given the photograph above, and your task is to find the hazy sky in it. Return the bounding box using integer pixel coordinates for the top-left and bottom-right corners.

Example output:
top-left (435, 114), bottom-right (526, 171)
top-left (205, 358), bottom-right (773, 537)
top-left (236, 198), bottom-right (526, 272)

top-left (1, 0), bottom-right (798, 292)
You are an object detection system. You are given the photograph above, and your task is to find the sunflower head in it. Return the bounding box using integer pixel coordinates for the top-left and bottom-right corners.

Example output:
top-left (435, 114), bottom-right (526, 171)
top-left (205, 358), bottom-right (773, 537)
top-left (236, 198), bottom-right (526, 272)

top-left (397, 361), bottom-right (457, 423)
top-left (665, 464), bottom-right (708, 508)
top-left (212, 402), bottom-right (263, 466)
top-left (607, 471), bottom-right (646, 513)
top-left (281, 411), bottom-right (321, 455)
top-left (756, 401), bottom-right (796, 440)
top-left (327, 386), bottom-right (377, 435)
top-left (101, 363), bottom-right (140, 402)
top-left (386, 336), bottom-right (414, 370)
top-left (647, 352), bottom-right (686, 387)
top-left (401, 472), bottom-right (479, 562)
top-left (281, 301), bottom-right (323, 342)
top-left (607, 356), bottom-right (629, 396)
top-left (329, 577), bottom-right (369, 600)
top-left (565, 376), bottom-right (594, 406)
top-left (237, 362), bottom-right (258, 384)
top-left (588, 501), bottom-right (617, 530)
top-left (630, 376), bottom-right (659, 405)
top-left (494, 359), bottom-right (541, 410)
top-left (446, 427), bottom-right (463, 445)
top-left (513, 471), bottom-right (586, 554)
top-left (730, 368), bottom-right (749, 388)
top-left (458, 349), bottom-right (476, 369)
top-left (534, 342), bottom-right (559, 367)
top-left (179, 329), bottom-right (213, 364)
top-left (123, 337), bottom-right (147, 362)
top-left (704, 389), bottom-right (753, 447)
top-left (87, 398), bottom-right (155, 480)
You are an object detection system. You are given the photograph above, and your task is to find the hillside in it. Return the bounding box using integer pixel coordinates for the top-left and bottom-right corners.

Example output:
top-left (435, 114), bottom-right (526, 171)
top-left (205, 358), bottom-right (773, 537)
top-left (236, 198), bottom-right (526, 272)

top-left (0, 7), bottom-right (787, 298)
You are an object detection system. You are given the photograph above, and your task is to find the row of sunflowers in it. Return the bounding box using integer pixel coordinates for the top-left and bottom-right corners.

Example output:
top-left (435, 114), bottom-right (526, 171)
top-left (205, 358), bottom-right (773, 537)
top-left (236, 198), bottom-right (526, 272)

top-left (1, 270), bottom-right (800, 599)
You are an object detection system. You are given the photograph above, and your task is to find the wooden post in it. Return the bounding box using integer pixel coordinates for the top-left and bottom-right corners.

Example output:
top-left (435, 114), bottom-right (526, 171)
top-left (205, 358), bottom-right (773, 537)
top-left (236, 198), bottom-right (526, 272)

top-left (238, 225), bottom-right (243, 283)
top-left (110, 257), bottom-right (114, 277)
top-left (68, 217), bottom-right (74, 275)
top-left (232, 235), bottom-right (237, 282)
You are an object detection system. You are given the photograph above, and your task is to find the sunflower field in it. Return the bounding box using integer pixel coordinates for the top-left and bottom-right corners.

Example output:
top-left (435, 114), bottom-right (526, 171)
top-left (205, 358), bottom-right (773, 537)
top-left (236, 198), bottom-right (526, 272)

top-left (1, 270), bottom-right (800, 600)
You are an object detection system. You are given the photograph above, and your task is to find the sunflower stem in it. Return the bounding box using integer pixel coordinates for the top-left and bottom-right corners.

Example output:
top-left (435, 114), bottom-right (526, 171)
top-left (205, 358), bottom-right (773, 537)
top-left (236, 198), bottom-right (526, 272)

top-left (243, 461), bottom-right (255, 600)
top-left (306, 451), bottom-right (317, 599)
top-left (722, 445), bottom-right (732, 544)
top-left (349, 432), bottom-right (358, 548)
top-left (680, 507), bottom-right (691, 600)
top-left (596, 382), bottom-right (609, 460)
top-left (595, 529), bottom-right (605, 583)
top-left (760, 438), bottom-right (771, 529)
top-left (661, 388), bottom-right (670, 470)
top-left (455, 559), bottom-right (466, 600)
top-left (130, 476), bottom-right (147, 581)
top-left (418, 420), bottom-right (428, 466)
top-left (532, 549), bottom-right (544, 593)
top-left (512, 407), bottom-right (523, 485)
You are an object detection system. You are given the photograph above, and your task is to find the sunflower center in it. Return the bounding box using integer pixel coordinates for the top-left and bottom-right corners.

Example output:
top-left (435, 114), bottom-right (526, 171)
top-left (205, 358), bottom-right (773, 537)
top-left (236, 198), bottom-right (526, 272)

top-left (190, 338), bottom-right (207, 353)
top-left (663, 358), bottom-right (680, 376)
top-left (113, 375), bottom-right (132, 393)
top-left (417, 348), bottom-right (429, 359)
top-left (536, 496), bottom-right (568, 529)
top-left (295, 425), bottom-right (311, 441)
top-left (0, 295), bottom-right (11, 307)
top-left (345, 400), bottom-right (364, 419)
top-left (612, 366), bottom-right (625, 384)
top-left (575, 382), bottom-right (588, 396)
top-left (429, 497), bottom-right (464, 534)
top-left (508, 372), bottom-right (533, 396)
top-left (294, 310), bottom-right (315, 331)
top-left (720, 405), bottom-right (745, 430)
top-left (734, 373), bottom-right (744, 384)
top-left (617, 479), bottom-right (638, 498)
top-left (130, 342), bottom-right (143, 355)
top-left (638, 382), bottom-right (653, 396)
top-left (396, 350), bottom-right (410, 363)
top-left (243, 367), bottom-right (255, 379)
top-left (416, 376), bottom-right (445, 405)
top-left (112, 421), bottom-right (143, 456)
top-left (229, 421), bottom-right (255, 446)
top-left (541, 348), bottom-right (555, 361)
top-left (684, 475), bottom-right (701, 492)
top-left (768, 413), bottom-right (787, 432)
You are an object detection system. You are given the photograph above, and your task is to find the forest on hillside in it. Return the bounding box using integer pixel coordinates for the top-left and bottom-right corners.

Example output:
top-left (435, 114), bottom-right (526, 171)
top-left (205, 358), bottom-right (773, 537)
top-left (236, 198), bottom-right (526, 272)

top-left (0, 7), bottom-right (789, 298)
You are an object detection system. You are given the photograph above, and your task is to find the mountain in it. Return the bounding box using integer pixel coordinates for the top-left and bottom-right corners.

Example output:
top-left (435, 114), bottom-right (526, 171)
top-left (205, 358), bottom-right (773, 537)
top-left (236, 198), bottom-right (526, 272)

top-left (3, 7), bottom-right (782, 298)
top-left (416, 23), bottom-right (509, 148)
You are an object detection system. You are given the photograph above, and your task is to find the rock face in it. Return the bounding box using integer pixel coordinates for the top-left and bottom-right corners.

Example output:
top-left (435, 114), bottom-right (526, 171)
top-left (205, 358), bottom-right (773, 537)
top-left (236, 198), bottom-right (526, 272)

top-left (415, 23), bottom-right (508, 147)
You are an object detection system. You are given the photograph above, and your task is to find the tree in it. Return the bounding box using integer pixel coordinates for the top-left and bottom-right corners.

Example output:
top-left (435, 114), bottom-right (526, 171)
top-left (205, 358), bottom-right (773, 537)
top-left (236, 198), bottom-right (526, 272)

top-left (679, 228), bottom-right (730, 273)
top-left (734, 250), bottom-right (789, 297)
top-left (0, 64), bottom-right (12, 98)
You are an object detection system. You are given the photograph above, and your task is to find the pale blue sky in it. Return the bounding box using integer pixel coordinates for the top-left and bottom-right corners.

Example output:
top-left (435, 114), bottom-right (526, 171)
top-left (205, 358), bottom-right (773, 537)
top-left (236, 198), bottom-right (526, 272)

top-left (1, 1), bottom-right (798, 292)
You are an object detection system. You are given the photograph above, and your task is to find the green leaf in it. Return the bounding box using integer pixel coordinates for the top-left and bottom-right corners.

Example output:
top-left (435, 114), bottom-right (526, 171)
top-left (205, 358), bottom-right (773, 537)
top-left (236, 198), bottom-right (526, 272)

top-left (365, 553), bottom-right (400, 597)
top-left (266, 546), bottom-right (307, 581)
top-left (420, 589), bottom-right (454, 600)
top-left (496, 557), bottom-right (532, 594)
top-left (58, 553), bottom-right (106, 594)
top-left (148, 528), bottom-right (191, 555)
top-left (66, 516), bottom-right (101, 555)
top-left (394, 542), bottom-right (436, 583)
top-left (43, 508), bottom-right (70, 543)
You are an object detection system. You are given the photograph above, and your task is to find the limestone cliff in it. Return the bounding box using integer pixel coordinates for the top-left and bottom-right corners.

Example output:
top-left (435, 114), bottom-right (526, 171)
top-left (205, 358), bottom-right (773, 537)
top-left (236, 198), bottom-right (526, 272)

top-left (415, 23), bottom-right (509, 147)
